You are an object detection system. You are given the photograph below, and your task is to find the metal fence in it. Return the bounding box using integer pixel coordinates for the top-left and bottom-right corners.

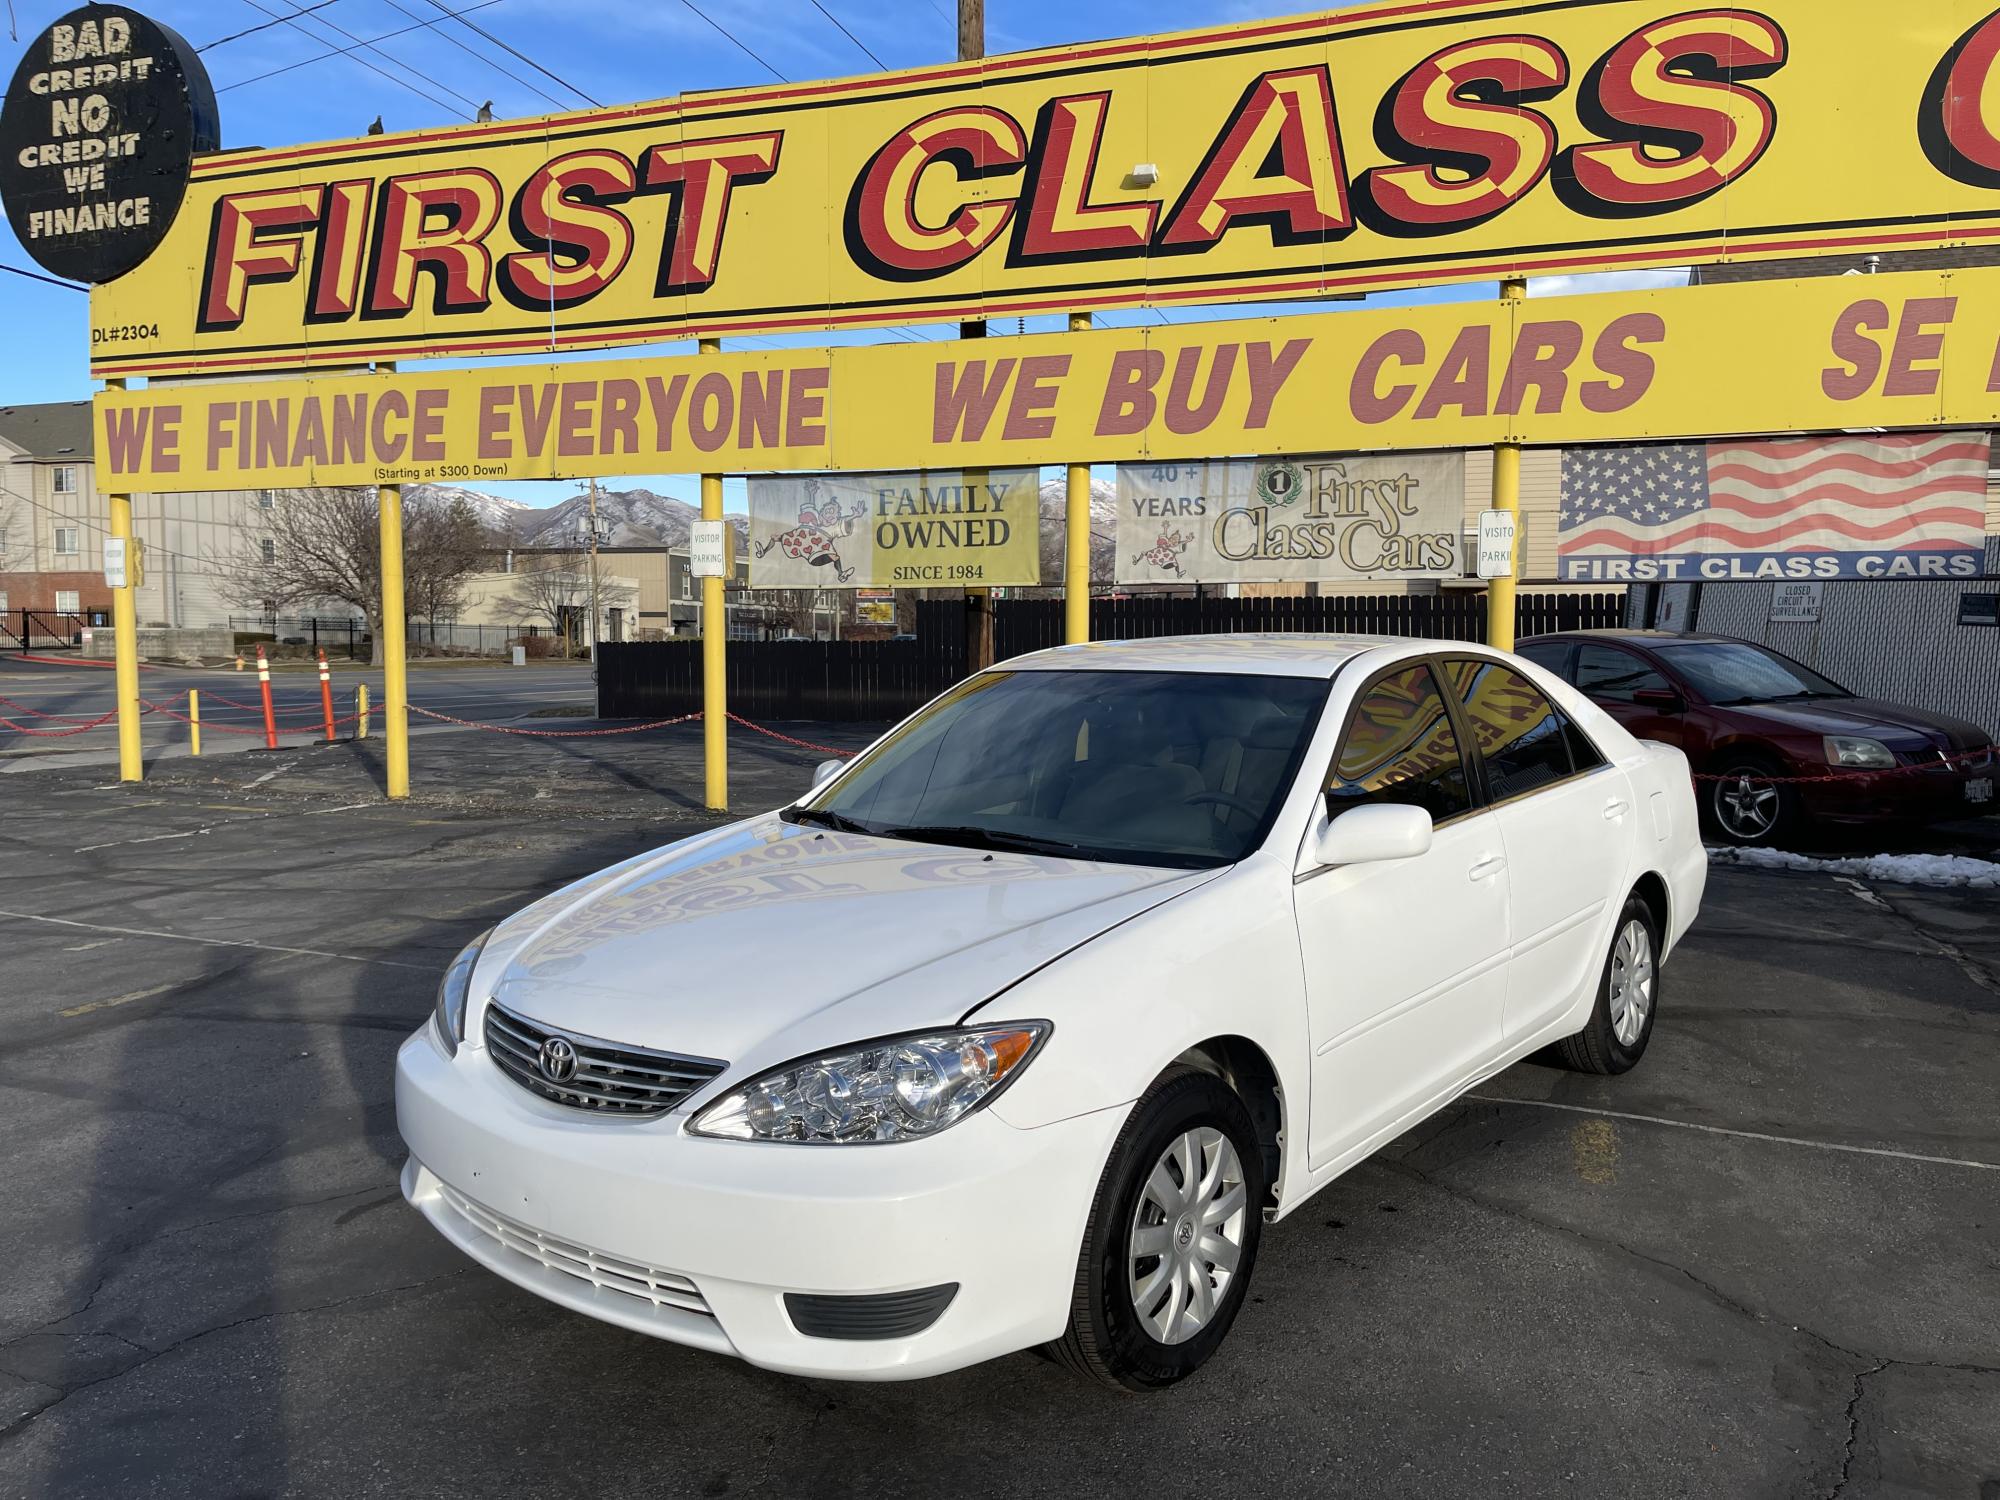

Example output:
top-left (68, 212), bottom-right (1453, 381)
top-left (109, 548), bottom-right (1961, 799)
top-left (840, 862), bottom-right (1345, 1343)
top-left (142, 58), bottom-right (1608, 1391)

top-left (226, 615), bottom-right (543, 658)
top-left (599, 592), bottom-right (1625, 722)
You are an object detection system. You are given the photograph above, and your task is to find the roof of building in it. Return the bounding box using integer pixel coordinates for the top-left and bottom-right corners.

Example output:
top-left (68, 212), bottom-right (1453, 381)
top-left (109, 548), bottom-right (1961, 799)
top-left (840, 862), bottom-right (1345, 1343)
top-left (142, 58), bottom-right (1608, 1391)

top-left (0, 401), bottom-right (93, 460)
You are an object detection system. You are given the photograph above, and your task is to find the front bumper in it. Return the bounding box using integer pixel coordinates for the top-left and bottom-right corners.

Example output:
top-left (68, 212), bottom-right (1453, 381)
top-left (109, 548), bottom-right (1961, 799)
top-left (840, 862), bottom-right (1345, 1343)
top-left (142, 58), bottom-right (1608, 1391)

top-left (1797, 754), bottom-right (1995, 825)
top-left (395, 1024), bottom-right (1125, 1380)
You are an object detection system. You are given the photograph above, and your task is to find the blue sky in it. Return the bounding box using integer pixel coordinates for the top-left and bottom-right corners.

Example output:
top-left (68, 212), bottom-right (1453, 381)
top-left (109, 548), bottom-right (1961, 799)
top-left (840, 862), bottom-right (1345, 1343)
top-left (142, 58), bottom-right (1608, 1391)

top-left (1, 0), bottom-right (1682, 509)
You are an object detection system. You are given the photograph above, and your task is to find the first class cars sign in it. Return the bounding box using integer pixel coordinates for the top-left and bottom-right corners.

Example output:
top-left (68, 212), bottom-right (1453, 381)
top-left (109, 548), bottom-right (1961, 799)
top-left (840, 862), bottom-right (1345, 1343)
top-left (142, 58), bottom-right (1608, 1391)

top-left (80, 0), bottom-right (2000, 377)
top-left (0, 5), bottom-right (218, 283)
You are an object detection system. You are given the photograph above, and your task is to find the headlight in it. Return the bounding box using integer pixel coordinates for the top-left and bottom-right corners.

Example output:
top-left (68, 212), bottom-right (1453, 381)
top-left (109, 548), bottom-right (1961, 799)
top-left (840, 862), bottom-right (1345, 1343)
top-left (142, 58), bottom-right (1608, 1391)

top-left (689, 1023), bottom-right (1050, 1144)
top-left (432, 929), bottom-right (491, 1056)
top-left (1825, 735), bottom-right (1896, 769)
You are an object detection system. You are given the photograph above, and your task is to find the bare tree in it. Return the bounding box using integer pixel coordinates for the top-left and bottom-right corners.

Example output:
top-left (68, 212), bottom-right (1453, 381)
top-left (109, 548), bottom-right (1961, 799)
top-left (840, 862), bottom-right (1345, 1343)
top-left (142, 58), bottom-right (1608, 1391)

top-left (211, 488), bottom-right (494, 665)
top-left (495, 550), bottom-right (635, 657)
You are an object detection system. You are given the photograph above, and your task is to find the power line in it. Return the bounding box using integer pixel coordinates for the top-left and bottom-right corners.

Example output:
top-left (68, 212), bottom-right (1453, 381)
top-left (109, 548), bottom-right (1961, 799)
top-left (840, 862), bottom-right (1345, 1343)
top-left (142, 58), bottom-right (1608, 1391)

top-left (218, 1), bottom-right (505, 95)
top-left (412, 0), bottom-right (600, 107)
top-left (199, 0), bottom-right (343, 51)
top-left (1, 263), bottom-right (85, 292)
top-left (238, 0), bottom-right (477, 119)
top-left (375, 0), bottom-right (567, 110)
top-left (810, 0), bottom-right (887, 70)
top-left (675, 0), bottom-right (787, 82)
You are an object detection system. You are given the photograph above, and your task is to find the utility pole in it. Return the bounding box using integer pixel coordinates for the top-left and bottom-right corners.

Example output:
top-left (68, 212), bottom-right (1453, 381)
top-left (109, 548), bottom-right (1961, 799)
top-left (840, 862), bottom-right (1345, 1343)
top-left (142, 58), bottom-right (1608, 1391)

top-left (584, 477), bottom-right (604, 667)
top-left (959, 0), bottom-right (995, 671)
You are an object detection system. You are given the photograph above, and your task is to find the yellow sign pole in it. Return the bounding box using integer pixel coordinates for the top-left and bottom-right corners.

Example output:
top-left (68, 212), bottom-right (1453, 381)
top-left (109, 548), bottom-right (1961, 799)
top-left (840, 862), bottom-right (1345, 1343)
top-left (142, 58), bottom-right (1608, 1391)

top-left (699, 337), bottom-right (728, 812)
top-left (1486, 278), bottom-right (1527, 653)
top-left (1065, 311), bottom-right (1093, 645)
top-left (187, 689), bottom-right (201, 756)
top-left (377, 359), bottom-right (410, 799)
top-left (102, 378), bottom-right (144, 782)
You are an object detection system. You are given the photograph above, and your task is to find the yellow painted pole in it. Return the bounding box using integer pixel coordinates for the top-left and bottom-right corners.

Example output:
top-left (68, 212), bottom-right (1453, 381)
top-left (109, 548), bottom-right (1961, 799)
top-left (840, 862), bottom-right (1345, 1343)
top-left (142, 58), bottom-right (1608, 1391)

top-left (102, 378), bottom-right (143, 782)
top-left (699, 337), bottom-right (728, 812)
top-left (357, 683), bottom-right (370, 739)
top-left (373, 365), bottom-right (409, 798)
top-left (1486, 278), bottom-right (1528, 652)
top-left (187, 689), bottom-right (200, 757)
top-left (1065, 311), bottom-right (1093, 645)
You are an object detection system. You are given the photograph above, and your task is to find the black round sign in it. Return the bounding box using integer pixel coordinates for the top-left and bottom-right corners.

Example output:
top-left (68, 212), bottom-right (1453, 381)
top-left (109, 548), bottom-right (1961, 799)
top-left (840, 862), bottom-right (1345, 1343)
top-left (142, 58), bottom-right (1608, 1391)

top-left (0, 5), bottom-right (220, 283)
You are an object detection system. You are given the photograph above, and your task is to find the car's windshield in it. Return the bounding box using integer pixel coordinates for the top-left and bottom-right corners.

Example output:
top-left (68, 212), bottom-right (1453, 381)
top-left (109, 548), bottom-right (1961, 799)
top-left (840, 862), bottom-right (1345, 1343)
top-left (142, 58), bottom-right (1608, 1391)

top-left (1654, 642), bottom-right (1851, 706)
top-left (791, 669), bottom-right (1330, 867)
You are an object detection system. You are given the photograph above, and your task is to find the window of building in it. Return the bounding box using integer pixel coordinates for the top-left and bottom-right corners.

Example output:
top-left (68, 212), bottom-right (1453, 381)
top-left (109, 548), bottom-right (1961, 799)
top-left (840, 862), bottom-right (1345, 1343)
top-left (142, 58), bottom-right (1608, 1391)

top-left (54, 526), bottom-right (79, 555)
top-left (55, 590), bottom-right (80, 614)
top-left (1574, 644), bottom-right (1671, 703)
top-left (260, 538), bottom-right (277, 564)
top-left (1326, 665), bottom-right (1475, 824)
top-left (257, 490), bottom-right (275, 509)
top-left (678, 569), bottom-right (692, 600)
top-left (52, 466), bottom-right (77, 494)
top-left (0, 591), bottom-right (9, 613)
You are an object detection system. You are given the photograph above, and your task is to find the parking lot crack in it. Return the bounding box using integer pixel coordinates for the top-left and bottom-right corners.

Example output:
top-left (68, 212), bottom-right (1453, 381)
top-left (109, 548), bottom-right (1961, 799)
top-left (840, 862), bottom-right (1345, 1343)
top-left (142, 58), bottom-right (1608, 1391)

top-left (0, 1269), bottom-right (468, 1450)
top-left (1825, 1359), bottom-right (1889, 1499)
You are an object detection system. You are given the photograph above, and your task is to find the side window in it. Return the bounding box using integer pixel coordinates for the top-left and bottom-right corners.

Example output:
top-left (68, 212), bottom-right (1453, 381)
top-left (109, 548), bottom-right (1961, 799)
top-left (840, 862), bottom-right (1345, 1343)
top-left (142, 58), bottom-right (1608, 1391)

top-left (1325, 665), bottom-right (1474, 824)
top-left (1515, 640), bottom-right (1573, 679)
top-left (1574, 644), bottom-right (1670, 704)
top-left (1442, 659), bottom-right (1579, 802)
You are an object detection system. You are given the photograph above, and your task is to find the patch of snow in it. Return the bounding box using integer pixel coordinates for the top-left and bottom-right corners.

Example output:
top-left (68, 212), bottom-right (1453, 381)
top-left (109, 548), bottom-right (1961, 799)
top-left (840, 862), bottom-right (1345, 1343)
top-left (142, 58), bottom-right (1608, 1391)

top-left (1708, 846), bottom-right (2000, 889)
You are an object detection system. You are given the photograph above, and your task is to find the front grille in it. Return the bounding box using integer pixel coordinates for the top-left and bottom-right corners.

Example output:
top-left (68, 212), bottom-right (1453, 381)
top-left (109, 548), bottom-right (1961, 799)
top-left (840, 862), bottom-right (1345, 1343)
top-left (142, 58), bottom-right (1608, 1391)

top-left (437, 1181), bottom-right (712, 1319)
top-left (484, 1001), bottom-right (725, 1118)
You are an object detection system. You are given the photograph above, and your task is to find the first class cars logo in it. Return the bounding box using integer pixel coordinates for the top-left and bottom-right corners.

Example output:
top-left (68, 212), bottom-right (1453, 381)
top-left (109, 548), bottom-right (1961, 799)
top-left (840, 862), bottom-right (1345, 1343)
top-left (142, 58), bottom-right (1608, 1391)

top-left (538, 1035), bottom-right (579, 1084)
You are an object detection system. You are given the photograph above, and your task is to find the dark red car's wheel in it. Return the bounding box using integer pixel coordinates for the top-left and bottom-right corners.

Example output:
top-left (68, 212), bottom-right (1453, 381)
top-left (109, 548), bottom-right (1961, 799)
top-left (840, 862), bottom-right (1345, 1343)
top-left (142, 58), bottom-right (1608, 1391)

top-left (1705, 753), bottom-right (1797, 846)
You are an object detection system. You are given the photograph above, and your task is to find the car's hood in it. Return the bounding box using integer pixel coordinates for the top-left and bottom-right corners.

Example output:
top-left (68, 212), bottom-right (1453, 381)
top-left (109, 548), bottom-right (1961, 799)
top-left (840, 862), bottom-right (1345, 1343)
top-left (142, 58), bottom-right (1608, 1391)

top-left (1731, 697), bottom-right (1991, 750)
top-left (468, 815), bottom-right (1215, 1068)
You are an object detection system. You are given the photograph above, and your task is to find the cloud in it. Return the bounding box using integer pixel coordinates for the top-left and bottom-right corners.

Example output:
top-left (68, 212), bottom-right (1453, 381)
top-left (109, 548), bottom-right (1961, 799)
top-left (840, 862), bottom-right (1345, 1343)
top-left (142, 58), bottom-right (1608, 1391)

top-left (1528, 268), bottom-right (1692, 299)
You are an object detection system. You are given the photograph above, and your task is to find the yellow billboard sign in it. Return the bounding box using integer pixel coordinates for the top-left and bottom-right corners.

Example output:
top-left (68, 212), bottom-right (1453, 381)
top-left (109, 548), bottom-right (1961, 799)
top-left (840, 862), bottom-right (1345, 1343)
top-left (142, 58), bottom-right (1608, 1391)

top-left (95, 266), bottom-right (2000, 490)
top-left (88, 1), bottom-right (2000, 378)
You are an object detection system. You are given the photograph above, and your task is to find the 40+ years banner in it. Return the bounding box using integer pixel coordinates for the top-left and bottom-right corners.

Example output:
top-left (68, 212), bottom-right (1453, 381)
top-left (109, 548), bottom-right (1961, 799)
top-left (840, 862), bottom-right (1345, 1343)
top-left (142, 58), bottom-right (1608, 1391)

top-left (1118, 454), bottom-right (1463, 586)
top-left (79, 0), bottom-right (2000, 378)
top-left (748, 471), bottom-right (1042, 589)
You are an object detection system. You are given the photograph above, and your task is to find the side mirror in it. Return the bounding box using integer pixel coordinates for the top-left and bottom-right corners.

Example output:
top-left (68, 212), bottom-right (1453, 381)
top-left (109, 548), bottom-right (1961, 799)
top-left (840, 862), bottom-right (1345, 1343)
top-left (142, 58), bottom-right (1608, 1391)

top-left (1632, 687), bottom-right (1685, 712)
top-left (812, 759), bottom-right (844, 787)
top-left (1313, 802), bottom-right (1434, 867)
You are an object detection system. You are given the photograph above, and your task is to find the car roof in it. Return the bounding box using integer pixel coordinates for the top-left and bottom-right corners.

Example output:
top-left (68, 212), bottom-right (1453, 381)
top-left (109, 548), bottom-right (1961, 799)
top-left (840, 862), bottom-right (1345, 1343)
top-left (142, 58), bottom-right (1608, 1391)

top-left (1000, 633), bottom-right (1482, 678)
top-left (1519, 629), bottom-right (1742, 646)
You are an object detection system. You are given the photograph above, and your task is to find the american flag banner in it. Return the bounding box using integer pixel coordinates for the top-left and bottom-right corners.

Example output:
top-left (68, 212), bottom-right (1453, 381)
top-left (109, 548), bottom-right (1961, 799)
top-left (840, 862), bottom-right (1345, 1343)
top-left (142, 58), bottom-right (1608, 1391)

top-left (1557, 433), bottom-right (1991, 583)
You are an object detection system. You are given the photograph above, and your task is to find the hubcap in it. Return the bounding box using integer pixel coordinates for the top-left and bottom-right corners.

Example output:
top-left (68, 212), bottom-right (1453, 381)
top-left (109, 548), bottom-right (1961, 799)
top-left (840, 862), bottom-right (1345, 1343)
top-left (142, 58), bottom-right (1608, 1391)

top-left (1127, 1126), bottom-right (1246, 1345)
top-left (1607, 918), bottom-right (1655, 1048)
top-left (1715, 769), bottom-right (1780, 840)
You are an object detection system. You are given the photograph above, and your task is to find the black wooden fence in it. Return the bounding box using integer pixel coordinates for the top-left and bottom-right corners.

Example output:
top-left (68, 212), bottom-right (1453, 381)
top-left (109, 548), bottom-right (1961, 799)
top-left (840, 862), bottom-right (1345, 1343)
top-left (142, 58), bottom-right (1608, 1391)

top-left (597, 592), bottom-right (1626, 722)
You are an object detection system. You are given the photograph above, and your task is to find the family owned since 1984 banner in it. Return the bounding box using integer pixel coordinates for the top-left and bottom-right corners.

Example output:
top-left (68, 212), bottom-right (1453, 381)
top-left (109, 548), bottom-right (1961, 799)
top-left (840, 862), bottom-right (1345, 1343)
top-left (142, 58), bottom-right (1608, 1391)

top-left (1117, 454), bottom-right (1464, 586)
top-left (748, 470), bottom-right (1041, 589)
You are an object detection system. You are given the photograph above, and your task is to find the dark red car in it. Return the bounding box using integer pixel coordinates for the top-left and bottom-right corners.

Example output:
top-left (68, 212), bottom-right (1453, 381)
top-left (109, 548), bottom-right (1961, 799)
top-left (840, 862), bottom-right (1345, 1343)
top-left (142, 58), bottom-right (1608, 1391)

top-left (1517, 631), bottom-right (1996, 846)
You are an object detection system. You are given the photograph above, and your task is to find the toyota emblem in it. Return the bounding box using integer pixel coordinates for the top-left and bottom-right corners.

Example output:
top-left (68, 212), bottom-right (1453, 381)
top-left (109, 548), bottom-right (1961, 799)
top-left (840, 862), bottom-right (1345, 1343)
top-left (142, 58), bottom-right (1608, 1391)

top-left (538, 1035), bottom-right (578, 1083)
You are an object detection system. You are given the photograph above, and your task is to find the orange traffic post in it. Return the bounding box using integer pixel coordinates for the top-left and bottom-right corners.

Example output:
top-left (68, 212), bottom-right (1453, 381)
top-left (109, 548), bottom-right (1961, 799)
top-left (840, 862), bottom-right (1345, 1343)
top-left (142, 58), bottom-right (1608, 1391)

top-left (255, 645), bottom-right (279, 750)
top-left (188, 689), bottom-right (201, 757)
top-left (317, 650), bottom-right (337, 742)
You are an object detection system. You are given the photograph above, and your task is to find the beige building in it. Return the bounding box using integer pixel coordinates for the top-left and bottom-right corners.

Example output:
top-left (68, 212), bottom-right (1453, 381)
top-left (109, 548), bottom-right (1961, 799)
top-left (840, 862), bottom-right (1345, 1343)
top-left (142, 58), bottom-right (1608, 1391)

top-left (0, 401), bottom-right (277, 631)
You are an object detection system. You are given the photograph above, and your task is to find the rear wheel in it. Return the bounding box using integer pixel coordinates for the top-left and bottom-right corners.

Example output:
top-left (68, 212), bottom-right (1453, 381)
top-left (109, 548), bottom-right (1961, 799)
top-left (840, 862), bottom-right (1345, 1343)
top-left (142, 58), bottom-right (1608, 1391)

top-left (1705, 752), bottom-right (1797, 846)
top-left (1553, 896), bottom-right (1661, 1076)
top-left (1045, 1071), bottom-right (1266, 1392)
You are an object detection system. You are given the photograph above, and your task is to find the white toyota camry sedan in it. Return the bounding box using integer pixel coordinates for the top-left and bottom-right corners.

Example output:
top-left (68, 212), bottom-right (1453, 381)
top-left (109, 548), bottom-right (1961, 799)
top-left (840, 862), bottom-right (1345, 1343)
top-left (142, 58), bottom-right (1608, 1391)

top-left (397, 635), bottom-right (1705, 1390)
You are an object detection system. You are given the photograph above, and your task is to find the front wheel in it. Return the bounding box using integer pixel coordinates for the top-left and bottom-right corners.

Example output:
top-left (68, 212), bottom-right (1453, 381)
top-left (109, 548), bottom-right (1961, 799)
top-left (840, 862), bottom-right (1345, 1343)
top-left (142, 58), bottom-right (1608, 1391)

top-left (1044, 1070), bottom-right (1266, 1391)
top-left (1552, 896), bottom-right (1662, 1075)
top-left (1705, 753), bottom-right (1797, 846)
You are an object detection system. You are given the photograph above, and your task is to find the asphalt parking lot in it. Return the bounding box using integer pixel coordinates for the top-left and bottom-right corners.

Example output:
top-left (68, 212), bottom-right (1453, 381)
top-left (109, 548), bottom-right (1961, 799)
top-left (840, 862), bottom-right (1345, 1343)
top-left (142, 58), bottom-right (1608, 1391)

top-left (0, 727), bottom-right (1995, 1498)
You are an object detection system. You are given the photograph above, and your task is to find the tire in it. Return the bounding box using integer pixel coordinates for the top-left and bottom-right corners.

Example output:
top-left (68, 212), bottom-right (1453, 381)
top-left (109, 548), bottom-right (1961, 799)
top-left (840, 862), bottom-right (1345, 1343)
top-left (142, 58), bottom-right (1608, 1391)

top-left (1704, 751), bottom-right (1798, 847)
top-left (1553, 895), bottom-right (1662, 1075)
top-left (1044, 1070), bottom-right (1267, 1392)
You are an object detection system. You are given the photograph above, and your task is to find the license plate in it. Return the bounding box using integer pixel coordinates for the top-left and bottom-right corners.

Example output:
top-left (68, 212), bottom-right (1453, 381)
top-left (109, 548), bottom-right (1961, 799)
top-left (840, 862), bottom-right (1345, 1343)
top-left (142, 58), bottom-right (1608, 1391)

top-left (1968, 778), bottom-right (1994, 804)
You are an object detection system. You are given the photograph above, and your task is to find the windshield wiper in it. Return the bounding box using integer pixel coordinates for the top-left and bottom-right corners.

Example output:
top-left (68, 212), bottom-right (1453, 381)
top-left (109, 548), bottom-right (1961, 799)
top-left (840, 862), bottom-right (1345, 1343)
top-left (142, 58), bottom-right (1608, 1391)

top-left (783, 806), bottom-right (872, 833)
top-left (873, 823), bottom-right (1090, 856)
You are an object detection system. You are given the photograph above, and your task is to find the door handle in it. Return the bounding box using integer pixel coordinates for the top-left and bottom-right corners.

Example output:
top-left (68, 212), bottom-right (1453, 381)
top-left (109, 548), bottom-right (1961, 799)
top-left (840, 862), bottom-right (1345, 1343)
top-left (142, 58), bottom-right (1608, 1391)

top-left (1468, 854), bottom-right (1507, 881)
top-left (1603, 798), bottom-right (1632, 820)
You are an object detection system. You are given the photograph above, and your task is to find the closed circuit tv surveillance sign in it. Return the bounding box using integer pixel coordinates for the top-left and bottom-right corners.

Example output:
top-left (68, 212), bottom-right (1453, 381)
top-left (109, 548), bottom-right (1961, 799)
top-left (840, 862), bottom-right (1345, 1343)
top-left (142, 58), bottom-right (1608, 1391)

top-left (0, 5), bottom-right (219, 283)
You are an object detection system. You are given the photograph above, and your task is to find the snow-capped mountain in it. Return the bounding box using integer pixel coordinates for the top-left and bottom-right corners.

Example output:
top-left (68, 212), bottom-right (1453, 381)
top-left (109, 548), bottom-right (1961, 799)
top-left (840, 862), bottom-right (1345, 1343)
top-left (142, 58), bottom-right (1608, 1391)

top-left (1035, 477), bottom-right (1119, 585)
top-left (403, 483), bottom-right (531, 534)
